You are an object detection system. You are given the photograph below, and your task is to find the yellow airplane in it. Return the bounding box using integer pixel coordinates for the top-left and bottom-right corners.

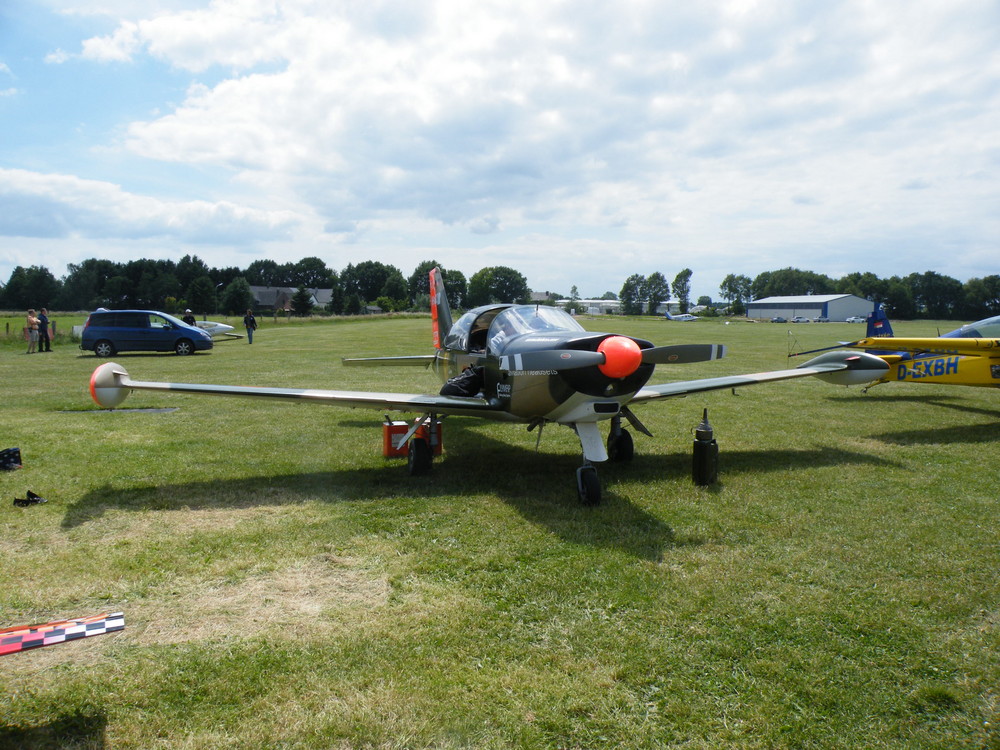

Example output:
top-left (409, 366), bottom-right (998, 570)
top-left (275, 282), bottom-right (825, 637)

top-left (792, 308), bottom-right (1000, 392)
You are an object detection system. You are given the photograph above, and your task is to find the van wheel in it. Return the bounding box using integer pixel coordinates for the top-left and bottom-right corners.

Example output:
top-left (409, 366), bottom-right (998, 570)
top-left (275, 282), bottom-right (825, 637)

top-left (94, 340), bottom-right (116, 357)
top-left (175, 339), bottom-right (194, 356)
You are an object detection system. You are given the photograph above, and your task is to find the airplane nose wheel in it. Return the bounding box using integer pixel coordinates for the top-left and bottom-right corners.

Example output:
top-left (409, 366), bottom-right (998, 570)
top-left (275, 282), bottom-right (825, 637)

top-left (576, 464), bottom-right (601, 505)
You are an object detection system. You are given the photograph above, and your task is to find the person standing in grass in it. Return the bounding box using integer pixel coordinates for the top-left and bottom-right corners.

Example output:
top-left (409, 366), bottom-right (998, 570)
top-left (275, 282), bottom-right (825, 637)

top-left (37, 308), bottom-right (52, 352)
top-left (25, 309), bottom-right (40, 354)
top-left (243, 309), bottom-right (258, 344)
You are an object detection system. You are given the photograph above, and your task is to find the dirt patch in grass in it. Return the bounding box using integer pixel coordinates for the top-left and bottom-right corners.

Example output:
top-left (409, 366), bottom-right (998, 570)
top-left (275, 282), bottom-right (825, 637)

top-left (131, 554), bottom-right (390, 645)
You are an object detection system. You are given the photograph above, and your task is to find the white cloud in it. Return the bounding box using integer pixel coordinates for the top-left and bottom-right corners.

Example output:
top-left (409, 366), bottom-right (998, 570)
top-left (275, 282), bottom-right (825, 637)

top-left (5, 0), bottom-right (998, 297)
top-left (80, 20), bottom-right (141, 62)
top-left (0, 168), bottom-right (301, 243)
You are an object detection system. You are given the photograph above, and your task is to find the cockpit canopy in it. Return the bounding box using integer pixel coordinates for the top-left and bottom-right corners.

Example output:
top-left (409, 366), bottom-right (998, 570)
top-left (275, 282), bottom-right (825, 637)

top-left (487, 306), bottom-right (585, 351)
top-left (443, 304), bottom-right (585, 353)
top-left (943, 315), bottom-right (1000, 339)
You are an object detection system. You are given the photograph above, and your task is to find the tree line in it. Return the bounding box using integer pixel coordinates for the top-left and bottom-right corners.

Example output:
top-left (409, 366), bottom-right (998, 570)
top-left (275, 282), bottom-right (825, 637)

top-left (0, 256), bottom-right (534, 316)
top-left (1, 255), bottom-right (997, 320)
top-left (717, 268), bottom-right (1000, 320)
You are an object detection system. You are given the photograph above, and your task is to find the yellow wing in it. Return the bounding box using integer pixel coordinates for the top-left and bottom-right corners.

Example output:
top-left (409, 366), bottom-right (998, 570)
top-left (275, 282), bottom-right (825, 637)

top-left (853, 337), bottom-right (1000, 357)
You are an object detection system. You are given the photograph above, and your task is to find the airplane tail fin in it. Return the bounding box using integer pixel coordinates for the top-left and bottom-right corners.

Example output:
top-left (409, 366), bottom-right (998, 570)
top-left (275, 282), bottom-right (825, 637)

top-left (429, 267), bottom-right (453, 349)
top-left (866, 304), bottom-right (893, 338)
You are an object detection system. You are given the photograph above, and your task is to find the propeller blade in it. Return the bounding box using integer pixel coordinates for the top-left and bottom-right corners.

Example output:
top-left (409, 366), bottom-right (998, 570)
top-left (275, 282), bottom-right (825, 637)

top-left (499, 350), bottom-right (606, 372)
top-left (641, 344), bottom-right (727, 364)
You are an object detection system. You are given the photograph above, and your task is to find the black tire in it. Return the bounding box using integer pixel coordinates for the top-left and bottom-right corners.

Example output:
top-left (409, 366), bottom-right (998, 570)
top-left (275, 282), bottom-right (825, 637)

top-left (407, 437), bottom-right (432, 476)
top-left (94, 340), bottom-right (116, 357)
top-left (576, 466), bottom-right (601, 505)
top-left (174, 339), bottom-right (194, 356)
top-left (607, 429), bottom-right (634, 462)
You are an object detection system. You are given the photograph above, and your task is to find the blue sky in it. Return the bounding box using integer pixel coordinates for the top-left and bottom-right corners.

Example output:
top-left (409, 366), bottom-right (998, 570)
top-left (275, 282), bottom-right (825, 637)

top-left (1, 0), bottom-right (997, 301)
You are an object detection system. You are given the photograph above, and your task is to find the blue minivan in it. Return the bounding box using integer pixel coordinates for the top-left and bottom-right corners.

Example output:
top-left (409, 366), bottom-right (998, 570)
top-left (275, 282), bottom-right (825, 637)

top-left (81, 309), bottom-right (214, 356)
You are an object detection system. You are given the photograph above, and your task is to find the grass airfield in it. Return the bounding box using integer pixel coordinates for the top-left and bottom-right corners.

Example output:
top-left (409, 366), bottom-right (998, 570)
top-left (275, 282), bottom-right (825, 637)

top-left (1, 314), bottom-right (998, 749)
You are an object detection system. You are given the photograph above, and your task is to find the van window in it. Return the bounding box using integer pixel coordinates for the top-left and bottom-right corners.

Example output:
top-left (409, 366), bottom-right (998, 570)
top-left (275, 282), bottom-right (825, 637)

top-left (114, 313), bottom-right (149, 328)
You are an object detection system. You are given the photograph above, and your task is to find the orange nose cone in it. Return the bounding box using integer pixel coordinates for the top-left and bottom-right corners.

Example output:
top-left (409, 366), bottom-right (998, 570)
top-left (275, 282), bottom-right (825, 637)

top-left (598, 336), bottom-right (643, 378)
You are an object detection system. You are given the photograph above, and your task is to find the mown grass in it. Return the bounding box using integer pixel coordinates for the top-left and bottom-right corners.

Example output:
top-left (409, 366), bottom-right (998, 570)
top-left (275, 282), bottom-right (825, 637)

top-left (1, 314), bottom-right (998, 749)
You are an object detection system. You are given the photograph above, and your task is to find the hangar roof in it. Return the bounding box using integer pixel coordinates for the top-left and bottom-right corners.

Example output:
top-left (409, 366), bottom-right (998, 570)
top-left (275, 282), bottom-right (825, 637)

top-left (750, 295), bottom-right (854, 305)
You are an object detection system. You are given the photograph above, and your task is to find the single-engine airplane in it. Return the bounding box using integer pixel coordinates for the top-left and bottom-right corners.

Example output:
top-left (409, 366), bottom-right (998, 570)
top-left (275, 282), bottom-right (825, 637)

top-left (790, 305), bottom-right (1000, 393)
top-left (89, 269), bottom-right (884, 504)
top-left (665, 311), bottom-right (699, 322)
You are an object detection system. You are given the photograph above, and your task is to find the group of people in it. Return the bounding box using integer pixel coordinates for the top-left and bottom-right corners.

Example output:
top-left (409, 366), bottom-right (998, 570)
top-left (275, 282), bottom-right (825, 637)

top-left (25, 308), bottom-right (52, 354)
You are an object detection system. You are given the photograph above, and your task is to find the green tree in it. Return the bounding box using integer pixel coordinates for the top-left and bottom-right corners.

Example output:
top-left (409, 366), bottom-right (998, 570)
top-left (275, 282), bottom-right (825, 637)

top-left (642, 272), bottom-right (670, 315)
top-left (907, 270), bottom-right (963, 318)
top-left (290, 286), bottom-right (314, 316)
top-left (442, 269), bottom-right (467, 309)
top-left (326, 270), bottom-right (344, 314)
top-left (245, 259), bottom-right (281, 286)
top-left (0, 265), bottom-right (62, 309)
top-left (719, 273), bottom-right (752, 315)
top-left (883, 277), bottom-right (916, 319)
top-left (380, 271), bottom-right (409, 309)
top-left (619, 274), bottom-right (645, 316)
top-left (960, 275), bottom-right (1000, 318)
top-left (176, 255), bottom-right (210, 289)
top-left (343, 292), bottom-right (364, 315)
top-left (836, 271), bottom-right (887, 302)
top-left (220, 277), bottom-right (254, 315)
top-left (289, 257), bottom-right (331, 288)
top-left (341, 261), bottom-right (402, 303)
top-left (671, 268), bottom-right (693, 313)
top-left (752, 268), bottom-right (834, 298)
top-left (187, 276), bottom-right (218, 315)
top-left (466, 266), bottom-right (530, 306)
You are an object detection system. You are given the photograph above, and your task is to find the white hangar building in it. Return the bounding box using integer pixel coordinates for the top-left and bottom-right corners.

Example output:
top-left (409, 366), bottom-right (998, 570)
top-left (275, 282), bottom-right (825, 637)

top-left (746, 294), bottom-right (873, 321)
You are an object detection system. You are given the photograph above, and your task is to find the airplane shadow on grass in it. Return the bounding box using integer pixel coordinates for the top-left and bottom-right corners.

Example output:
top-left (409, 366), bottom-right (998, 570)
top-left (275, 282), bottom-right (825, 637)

top-left (60, 422), bottom-right (896, 561)
top-left (827, 393), bottom-right (1000, 445)
top-left (0, 710), bottom-right (107, 749)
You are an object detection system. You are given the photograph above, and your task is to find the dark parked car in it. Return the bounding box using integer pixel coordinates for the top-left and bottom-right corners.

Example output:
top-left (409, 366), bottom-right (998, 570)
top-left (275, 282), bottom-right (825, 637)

top-left (81, 309), bottom-right (214, 356)
top-left (770, 316), bottom-right (787, 323)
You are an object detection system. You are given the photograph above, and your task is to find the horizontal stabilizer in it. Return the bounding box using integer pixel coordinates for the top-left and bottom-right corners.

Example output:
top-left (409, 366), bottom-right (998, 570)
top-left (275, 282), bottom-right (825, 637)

top-left (342, 355), bottom-right (437, 367)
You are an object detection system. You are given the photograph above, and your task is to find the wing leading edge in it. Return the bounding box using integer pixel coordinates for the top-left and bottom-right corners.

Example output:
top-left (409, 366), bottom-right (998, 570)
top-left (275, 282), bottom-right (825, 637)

top-left (89, 362), bottom-right (508, 420)
top-left (631, 351), bottom-right (889, 402)
top-left (850, 337), bottom-right (1000, 357)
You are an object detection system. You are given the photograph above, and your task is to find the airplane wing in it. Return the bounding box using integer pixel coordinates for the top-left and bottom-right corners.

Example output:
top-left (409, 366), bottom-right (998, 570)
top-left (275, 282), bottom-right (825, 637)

top-left (631, 351), bottom-right (889, 403)
top-left (850, 337), bottom-right (1000, 357)
top-left (89, 362), bottom-right (509, 420)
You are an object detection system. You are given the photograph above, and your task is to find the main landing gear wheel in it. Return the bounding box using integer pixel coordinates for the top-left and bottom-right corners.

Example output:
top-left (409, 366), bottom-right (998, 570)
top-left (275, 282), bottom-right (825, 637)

top-left (607, 429), bottom-right (634, 462)
top-left (407, 437), bottom-right (432, 476)
top-left (576, 465), bottom-right (601, 506)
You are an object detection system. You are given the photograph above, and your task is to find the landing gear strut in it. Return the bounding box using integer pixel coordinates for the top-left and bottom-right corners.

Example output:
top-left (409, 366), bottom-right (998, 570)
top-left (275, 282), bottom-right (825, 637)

top-left (607, 415), bottom-right (634, 462)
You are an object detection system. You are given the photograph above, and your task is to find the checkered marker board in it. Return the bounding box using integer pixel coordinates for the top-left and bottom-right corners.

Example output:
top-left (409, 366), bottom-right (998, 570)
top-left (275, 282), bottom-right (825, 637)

top-left (0, 612), bottom-right (124, 656)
